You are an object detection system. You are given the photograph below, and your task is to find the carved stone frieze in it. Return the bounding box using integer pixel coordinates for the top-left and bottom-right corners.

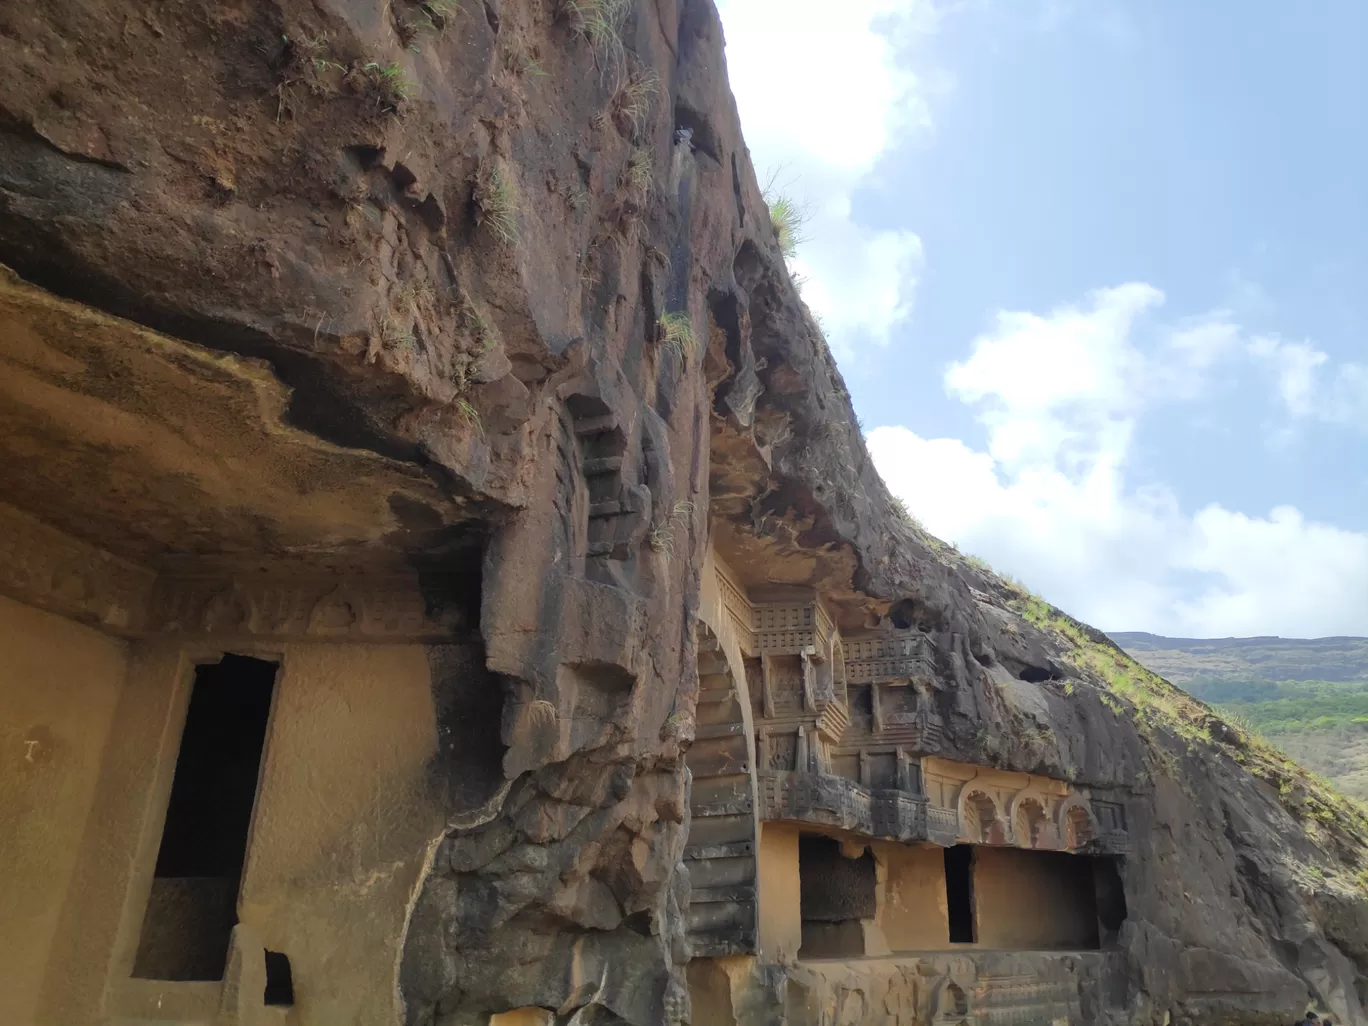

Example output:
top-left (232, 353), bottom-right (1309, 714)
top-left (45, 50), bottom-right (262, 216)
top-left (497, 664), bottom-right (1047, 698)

top-left (148, 574), bottom-right (466, 640)
top-left (0, 501), bottom-right (155, 632)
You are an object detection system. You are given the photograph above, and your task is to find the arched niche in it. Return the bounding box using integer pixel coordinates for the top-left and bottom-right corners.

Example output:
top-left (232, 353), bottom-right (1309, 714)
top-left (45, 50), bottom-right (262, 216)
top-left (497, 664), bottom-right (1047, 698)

top-left (958, 787), bottom-right (1004, 845)
top-left (1057, 794), bottom-right (1098, 850)
top-left (1010, 794), bottom-right (1049, 848)
top-left (930, 977), bottom-right (971, 1025)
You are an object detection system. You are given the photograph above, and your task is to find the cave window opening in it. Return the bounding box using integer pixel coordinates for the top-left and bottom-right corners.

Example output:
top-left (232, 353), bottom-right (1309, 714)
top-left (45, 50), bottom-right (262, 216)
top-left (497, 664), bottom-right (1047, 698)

top-left (962, 847), bottom-right (1106, 950)
top-left (1094, 857), bottom-right (1128, 946)
top-left (132, 654), bottom-right (277, 981)
top-left (424, 554), bottom-right (510, 813)
top-left (798, 834), bottom-right (877, 958)
top-left (887, 599), bottom-right (919, 630)
top-left (264, 951), bottom-right (295, 1005)
top-left (944, 844), bottom-right (975, 944)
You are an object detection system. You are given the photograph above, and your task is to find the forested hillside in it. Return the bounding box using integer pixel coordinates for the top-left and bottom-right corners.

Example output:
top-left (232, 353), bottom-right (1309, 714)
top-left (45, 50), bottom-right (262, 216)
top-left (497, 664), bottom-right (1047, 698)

top-left (1114, 633), bottom-right (1368, 797)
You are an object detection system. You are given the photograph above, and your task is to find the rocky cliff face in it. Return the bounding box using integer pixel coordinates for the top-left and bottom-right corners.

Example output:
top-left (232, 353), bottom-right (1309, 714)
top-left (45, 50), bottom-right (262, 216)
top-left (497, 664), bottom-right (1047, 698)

top-left (2, 1), bottom-right (1367, 1023)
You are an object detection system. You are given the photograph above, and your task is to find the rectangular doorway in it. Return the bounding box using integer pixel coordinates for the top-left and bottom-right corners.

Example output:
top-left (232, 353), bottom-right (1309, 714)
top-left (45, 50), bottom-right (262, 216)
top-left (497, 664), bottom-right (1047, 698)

top-left (944, 844), bottom-right (975, 943)
top-left (132, 654), bottom-right (277, 980)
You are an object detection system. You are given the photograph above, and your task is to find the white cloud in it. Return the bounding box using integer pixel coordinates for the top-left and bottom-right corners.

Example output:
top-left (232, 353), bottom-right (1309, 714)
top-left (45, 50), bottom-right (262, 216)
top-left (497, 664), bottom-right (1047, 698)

top-left (791, 228), bottom-right (924, 348)
top-left (867, 286), bottom-right (1368, 637)
top-left (1249, 336), bottom-right (1368, 430)
top-left (715, 0), bottom-right (936, 353)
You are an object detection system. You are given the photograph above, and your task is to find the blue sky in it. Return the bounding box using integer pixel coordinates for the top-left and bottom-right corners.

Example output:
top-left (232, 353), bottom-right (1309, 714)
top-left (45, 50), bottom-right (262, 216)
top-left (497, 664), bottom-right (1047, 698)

top-left (714, 0), bottom-right (1368, 638)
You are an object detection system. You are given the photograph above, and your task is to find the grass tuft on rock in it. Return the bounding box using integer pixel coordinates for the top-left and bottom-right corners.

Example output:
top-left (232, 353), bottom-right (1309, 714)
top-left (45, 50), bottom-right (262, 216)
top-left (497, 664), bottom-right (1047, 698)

top-left (477, 166), bottom-right (519, 244)
top-left (565, 0), bottom-right (631, 71)
top-left (657, 311), bottom-right (696, 362)
top-left (1008, 584), bottom-right (1368, 881)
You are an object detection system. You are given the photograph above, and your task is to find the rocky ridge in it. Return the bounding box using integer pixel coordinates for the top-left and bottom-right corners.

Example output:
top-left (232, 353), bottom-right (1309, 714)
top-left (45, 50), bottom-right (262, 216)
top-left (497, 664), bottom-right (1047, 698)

top-left (2, 0), bottom-right (1368, 1023)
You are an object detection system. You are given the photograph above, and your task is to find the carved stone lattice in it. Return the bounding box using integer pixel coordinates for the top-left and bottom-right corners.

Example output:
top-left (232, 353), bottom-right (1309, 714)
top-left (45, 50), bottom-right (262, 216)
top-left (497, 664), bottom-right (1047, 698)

top-left (843, 629), bottom-right (935, 686)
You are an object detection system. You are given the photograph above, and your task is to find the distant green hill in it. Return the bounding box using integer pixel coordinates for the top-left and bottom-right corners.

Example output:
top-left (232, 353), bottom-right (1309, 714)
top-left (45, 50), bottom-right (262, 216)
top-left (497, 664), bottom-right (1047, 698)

top-left (1111, 633), bottom-right (1368, 798)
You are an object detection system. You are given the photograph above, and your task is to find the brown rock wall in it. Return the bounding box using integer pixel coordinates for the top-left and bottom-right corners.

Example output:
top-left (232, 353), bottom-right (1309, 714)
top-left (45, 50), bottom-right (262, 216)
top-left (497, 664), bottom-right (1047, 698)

top-left (2, 0), bottom-right (1368, 1023)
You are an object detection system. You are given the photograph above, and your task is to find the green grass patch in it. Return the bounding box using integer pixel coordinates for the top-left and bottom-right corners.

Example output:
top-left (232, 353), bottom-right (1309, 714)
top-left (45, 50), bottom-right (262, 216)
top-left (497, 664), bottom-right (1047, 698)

top-left (657, 311), bottom-right (696, 362)
top-left (1011, 590), bottom-right (1368, 867)
top-left (477, 165), bottom-right (519, 244)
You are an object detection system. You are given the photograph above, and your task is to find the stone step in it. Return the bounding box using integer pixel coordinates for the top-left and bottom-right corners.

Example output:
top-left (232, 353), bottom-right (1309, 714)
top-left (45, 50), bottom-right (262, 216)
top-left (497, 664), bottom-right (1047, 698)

top-left (690, 799), bottom-right (753, 818)
top-left (693, 722), bottom-right (745, 740)
top-left (693, 700), bottom-right (742, 729)
top-left (686, 899), bottom-right (756, 935)
top-left (686, 929), bottom-right (757, 958)
top-left (573, 414), bottom-right (619, 436)
top-left (684, 841), bottom-right (753, 861)
top-left (588, 500), bottom-right (621, 518)
top-left (689, 884), bottom-right (756, 905)
top-left (582, 456), bottom-right (623, 476)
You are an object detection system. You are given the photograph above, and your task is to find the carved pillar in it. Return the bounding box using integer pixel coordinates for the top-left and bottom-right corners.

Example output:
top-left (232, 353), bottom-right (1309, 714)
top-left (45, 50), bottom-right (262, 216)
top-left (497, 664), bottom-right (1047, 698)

top-left (896, 747), bottom-right (911, 791)
top-left (758, 728), bottom-right (770, 771)
top-left (760, 654), bottom-right (774, 718)
top-left (800, 651), bottom-right (815, 711)
top-left (871, 682), bottom-right (884, 733)
top-left (795, 726), bottom-right (809, 775)
top-left (859, 749), bottom-right (870, 787)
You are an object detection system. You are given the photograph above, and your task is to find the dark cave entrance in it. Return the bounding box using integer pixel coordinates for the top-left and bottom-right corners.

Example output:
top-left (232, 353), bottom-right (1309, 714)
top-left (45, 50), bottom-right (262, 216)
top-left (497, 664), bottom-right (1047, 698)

top-left (419, 545), bottom-right (510, 816)
top-left (944, 844), bottom-right (976, 944)
top-left (798, 834), bottom-right (878, 958)
top-left (944, 846), bottom-right (1125, 950)
top-left (133, 654), bottom-right (277, 981)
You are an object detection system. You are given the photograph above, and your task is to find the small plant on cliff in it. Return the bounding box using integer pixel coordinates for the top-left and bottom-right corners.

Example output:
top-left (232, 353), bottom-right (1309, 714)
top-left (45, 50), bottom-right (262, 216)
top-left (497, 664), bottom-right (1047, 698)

top-left (476, 166), bottom-right (520, 244)
top-left (609, 68), bottom-right (657, 139)
top-left (657, 311), bottom-right (696, 363)
top-left (761, 167), bottom-right (811, 260)
top-left (890, 496), bottom-right (921, 530)
top-left (963, 553), bottom-right (994, 574)
top-left (455, 397), bottom-right (483, 435)
top-left (767, 194), bottom-right (810, 259)
top-left (276, 33), bottom-right (346, 119)
top-left (358, 60), bottom-right (414, 114)
top-left (648, 500), bottom-right (697, 558)
top-left (400, 0), bottom-right (464, 43)
top-left (625, 148), bottom-right (652, 199)
top-left (382, 317), bottom-right (419, 356)
top-left (564, 0), bottom-right (631, 72)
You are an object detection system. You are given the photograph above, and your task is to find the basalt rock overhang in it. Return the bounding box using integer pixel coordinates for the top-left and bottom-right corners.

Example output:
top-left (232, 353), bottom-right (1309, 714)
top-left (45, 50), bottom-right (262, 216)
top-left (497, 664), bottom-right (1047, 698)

top-left (0, 264), bottom-right (480, 579)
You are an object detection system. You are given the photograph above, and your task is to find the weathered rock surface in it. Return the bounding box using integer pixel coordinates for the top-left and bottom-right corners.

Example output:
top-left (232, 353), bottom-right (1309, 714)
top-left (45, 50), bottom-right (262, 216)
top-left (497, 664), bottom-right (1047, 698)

top-left (2, 0), bottom-right (1368, 1023)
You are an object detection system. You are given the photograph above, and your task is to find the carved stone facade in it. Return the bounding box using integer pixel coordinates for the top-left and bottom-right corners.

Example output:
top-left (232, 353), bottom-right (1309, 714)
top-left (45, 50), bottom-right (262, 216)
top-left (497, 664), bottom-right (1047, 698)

top-left (689, 553), bottom-right (1133, 1023)
top-left (703, 559), bottom-right (1128, 858)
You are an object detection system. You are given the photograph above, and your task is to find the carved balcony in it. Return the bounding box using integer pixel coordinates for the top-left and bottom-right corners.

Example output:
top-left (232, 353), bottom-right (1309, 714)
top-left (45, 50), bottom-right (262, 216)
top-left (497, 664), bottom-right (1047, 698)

top-left (842, 629), bottom-right (936, 686)
top-left (757, 770), bottom-right (930, 843)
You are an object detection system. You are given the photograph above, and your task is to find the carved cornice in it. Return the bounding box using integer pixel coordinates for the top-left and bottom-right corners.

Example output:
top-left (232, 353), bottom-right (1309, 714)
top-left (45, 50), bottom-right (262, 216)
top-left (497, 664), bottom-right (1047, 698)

top-left (0, 502), bottom-right (155, 632)
top-left (148, 573), bottom-right (467, 640)
top-left (0, 503), bottom-right (467, 641)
